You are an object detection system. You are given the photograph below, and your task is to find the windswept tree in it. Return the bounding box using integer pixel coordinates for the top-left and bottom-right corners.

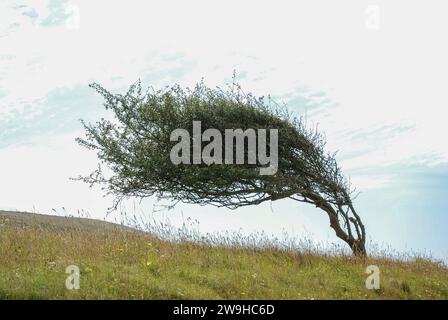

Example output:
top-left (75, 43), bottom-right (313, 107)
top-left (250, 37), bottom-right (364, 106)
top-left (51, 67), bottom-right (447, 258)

top-left (77, 79), bottom-right (367, 256)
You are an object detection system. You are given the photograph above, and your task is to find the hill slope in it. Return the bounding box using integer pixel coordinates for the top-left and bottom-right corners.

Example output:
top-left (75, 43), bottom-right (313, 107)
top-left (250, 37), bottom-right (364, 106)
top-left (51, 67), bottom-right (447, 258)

top-left (0, 210), bottom-right (447, 299)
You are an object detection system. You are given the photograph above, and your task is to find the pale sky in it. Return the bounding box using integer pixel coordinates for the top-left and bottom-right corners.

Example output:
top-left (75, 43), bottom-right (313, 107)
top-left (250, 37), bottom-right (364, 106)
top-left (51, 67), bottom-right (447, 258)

top-left (1, 0), bottom-right (447, 261)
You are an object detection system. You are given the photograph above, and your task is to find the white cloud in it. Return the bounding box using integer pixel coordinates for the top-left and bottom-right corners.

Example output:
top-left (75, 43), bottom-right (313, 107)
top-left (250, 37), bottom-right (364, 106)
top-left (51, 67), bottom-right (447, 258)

top-left (1, 0), bottom-right (448, 193)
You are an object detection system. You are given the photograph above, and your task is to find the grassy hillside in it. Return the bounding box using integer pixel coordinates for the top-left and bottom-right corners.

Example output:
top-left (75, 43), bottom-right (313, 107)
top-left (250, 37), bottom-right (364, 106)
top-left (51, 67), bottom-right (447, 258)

top-left (0, 210), bottom-right (447, 299)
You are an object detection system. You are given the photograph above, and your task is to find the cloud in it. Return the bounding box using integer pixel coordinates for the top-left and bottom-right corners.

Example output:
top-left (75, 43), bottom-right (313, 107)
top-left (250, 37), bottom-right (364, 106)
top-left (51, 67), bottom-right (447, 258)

top-left (1, 0), bottom-right (448, 194)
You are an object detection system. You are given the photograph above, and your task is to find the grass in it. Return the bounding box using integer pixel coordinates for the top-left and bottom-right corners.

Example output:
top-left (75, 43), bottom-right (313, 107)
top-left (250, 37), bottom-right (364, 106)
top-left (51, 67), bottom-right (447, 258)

top-left (0, 210), bottom-right (447, 299)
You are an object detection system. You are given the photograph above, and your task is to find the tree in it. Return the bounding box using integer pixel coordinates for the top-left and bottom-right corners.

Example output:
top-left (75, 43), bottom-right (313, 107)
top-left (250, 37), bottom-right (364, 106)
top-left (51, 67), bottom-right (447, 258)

top-left (76, 79), bottom-right (367, 256)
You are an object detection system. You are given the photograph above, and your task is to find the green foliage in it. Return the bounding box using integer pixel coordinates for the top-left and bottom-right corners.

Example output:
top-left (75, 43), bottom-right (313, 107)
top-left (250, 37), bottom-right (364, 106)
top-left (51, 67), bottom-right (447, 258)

top-left (78, 80), bottom-right (338, 205)
top-left (77, 78), bottom-right (367, 255)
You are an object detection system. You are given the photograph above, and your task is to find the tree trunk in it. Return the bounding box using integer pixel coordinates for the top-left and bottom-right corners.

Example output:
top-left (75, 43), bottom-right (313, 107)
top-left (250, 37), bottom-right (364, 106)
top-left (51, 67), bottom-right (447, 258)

top-left (348, 239), bottom-right (367, 257)
top-left (331, 214), bottom-right (367, 257)
top-left (306, 193), bottom-right (367, 257)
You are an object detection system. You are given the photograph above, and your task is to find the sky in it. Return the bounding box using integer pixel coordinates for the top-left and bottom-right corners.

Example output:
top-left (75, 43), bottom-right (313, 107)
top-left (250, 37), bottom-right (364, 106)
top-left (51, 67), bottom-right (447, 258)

top-left (1, 0), bottom-right (447, 261)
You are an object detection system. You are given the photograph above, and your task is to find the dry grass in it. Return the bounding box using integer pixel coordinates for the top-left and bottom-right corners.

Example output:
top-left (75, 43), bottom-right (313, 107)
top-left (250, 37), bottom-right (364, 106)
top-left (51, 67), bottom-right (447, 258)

top-left (0, 211), bottom-right (447, 299)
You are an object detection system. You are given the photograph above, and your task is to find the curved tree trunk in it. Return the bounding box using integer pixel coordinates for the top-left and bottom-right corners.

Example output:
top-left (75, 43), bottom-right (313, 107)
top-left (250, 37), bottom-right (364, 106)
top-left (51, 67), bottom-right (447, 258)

top-left (304, 193), bottom-right (367, 257)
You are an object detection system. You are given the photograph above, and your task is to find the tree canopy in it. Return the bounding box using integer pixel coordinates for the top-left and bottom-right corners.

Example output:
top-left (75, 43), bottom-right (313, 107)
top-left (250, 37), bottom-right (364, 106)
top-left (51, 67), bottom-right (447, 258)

top-left (77, 79), bottom-right (367, 256)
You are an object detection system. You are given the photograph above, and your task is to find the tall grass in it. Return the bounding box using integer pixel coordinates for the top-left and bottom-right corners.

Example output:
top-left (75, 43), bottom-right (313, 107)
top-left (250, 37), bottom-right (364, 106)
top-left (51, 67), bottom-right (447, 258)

top-left (1, 209), bottom-right (447, 299)
top-left (51, 205), bottom-right (446, 267)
